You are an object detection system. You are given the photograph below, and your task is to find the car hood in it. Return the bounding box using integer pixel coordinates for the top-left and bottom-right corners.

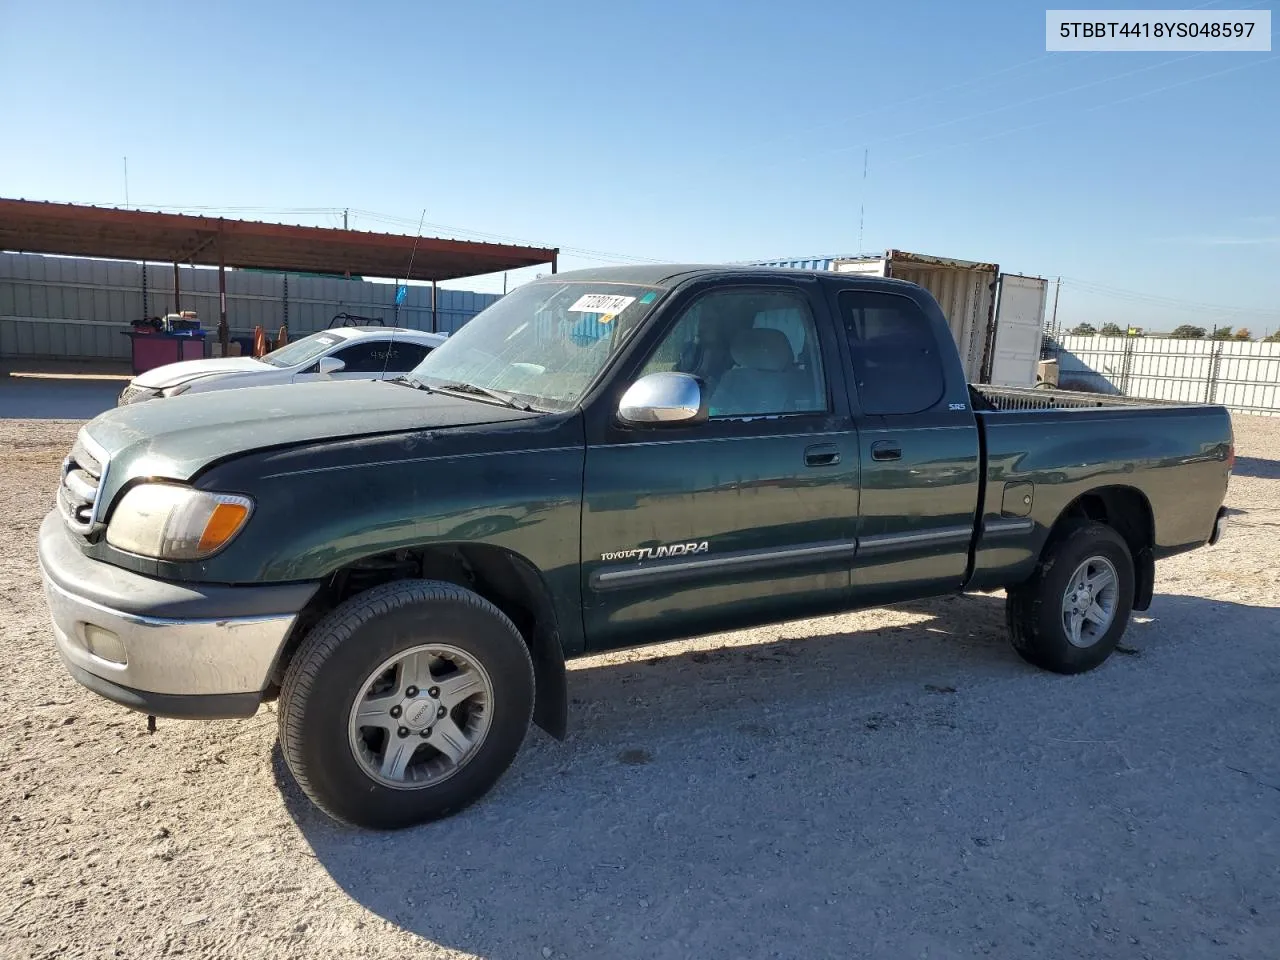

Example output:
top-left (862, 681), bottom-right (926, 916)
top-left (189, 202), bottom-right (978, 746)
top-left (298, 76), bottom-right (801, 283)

top-left (132, 356), bottom-right (272, 388)
top-left (83, 379), bottom-right (538, 510)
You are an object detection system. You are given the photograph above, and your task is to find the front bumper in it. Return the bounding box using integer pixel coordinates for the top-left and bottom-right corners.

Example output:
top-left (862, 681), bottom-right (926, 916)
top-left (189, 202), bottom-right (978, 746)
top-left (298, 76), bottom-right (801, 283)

top-left (37, 511), bottom-right (320, 719)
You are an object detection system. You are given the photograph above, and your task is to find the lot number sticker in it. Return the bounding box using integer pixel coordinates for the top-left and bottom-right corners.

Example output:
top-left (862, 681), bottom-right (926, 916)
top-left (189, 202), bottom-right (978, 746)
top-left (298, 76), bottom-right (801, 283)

top-left (568, 294), bottom-right (636, 315)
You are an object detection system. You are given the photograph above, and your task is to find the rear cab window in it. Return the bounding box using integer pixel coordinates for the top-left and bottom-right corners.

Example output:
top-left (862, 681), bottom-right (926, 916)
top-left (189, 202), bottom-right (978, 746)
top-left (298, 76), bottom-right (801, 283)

top-left (836, 290), bottom-right (946, 415)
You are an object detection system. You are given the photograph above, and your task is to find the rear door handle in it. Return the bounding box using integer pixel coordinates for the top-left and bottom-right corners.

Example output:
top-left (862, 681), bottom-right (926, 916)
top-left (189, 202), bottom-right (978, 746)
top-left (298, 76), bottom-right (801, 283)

top-left (805, 443), bottom-right (841, 467)
top-left (871, 440), bottom-right (902, 461)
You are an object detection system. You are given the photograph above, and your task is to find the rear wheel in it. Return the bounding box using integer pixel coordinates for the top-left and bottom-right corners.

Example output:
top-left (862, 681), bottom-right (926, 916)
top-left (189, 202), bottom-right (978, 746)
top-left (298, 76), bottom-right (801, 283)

top-left (1006, 522), bottom-right (1135, 674)
top-left (278, 579), bottom-right (534, 829)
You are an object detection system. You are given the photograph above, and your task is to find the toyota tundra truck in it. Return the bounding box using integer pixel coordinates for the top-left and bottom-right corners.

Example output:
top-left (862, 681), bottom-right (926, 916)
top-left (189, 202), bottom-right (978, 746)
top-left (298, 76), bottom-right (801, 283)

top-left (37, 265), bottom-right (1233, 829)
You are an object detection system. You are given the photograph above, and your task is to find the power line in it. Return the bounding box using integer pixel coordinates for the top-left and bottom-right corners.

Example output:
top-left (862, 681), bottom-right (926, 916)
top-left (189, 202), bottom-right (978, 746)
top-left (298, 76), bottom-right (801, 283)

top-left (897, 53), bottom-right (1276, 165)
top-left (758, 0), bottom-right (1260, 157)
top-left (774, 52), bottom-right (1205, 174)
top-left (349, 208), bottom-right (667, 265)
top-left (773, 0), bottom-right (1272, 172)
top-left (1060, 277), bottom-right (1280, 319)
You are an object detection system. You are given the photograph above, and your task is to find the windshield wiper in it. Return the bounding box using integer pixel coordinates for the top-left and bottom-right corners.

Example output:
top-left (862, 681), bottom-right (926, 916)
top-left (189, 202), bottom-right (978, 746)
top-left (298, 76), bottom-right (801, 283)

top-left (387, 374), bottom-right (427, 389)
top-left (431, 381), bottom-right (535, 411)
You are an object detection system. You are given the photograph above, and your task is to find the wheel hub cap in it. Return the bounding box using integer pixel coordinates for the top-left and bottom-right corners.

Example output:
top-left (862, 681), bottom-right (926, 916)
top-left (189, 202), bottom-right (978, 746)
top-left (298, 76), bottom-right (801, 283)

top-left (1061, 556), bottom-right (1119, 649)
top-left (402, 696), bottom-right (438, 730)
top-left (347, 643), bottom-right (494, 790)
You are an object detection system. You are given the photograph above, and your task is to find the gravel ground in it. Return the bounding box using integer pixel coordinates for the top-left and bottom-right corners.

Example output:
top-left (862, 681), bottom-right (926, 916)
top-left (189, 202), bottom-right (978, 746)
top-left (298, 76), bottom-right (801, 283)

top-left (1, 413), bottom-right (1277, 960)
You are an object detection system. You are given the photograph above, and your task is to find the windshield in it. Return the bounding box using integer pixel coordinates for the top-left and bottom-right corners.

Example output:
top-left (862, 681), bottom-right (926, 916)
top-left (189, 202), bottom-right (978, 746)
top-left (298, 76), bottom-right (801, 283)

top-left (406, 281), bottom-right (665, 411)
top-left (260, 331), bottom-right (345, 368)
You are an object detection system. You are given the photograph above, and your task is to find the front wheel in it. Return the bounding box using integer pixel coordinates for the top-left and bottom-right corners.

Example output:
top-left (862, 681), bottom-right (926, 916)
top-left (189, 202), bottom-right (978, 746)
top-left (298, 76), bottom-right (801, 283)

top-left (277, 580), bottom-right (535, 829)
top-left (1006, 522), bottom-right (1135, 675)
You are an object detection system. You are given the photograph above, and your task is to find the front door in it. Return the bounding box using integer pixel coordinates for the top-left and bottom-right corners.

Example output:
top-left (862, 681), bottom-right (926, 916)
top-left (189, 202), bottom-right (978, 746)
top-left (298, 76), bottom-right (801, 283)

top-left (581, 280), bottom-right (860, 651)
top-left (830, 287), bottom-right (981, 604)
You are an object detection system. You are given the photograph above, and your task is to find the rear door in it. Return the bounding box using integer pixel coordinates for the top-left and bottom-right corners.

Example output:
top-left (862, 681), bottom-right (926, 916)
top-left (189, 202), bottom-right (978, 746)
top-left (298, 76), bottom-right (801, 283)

top-left (580, 278), bottom-right (860, 650)
top-left (829, 284), bottom-right (982, 603)
top-left (988, 274), bottom-right (1048, 386)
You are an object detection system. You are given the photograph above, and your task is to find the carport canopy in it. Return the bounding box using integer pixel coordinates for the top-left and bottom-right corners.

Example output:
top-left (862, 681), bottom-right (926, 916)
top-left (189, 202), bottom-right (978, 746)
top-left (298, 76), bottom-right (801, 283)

top-left (0, 199), bottom-right (558, 282)
top-left (1, 198), bottom-right (559, 347)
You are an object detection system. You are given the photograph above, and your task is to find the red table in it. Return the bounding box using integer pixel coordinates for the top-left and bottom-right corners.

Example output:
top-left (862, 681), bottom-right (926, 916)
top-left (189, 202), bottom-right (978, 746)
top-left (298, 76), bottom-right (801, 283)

top-left (123, 332), bottom-right (206, 375)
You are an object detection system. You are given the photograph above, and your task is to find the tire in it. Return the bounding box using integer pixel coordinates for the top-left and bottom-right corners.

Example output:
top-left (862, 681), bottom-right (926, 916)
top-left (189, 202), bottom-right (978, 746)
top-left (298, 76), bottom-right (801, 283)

top-left (277, 579), bottom-right (534, 829)
top-left (1006, 522), bottom-right (1135, 675)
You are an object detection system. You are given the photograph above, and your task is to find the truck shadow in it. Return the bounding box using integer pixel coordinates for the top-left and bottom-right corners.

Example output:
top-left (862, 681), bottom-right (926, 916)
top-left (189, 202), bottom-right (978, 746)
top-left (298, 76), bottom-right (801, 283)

top-left (271, 591), bottom-right (1277, 959)
top-left (1233, 456), bottom-right (1280, 480)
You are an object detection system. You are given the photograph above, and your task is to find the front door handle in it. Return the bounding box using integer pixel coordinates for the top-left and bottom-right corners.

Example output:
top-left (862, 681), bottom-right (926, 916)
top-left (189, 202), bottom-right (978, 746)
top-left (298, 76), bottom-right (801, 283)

top-left (805, 443), bottom-right (841, 467)
top-left (871, 440), bottom-right (902, 461)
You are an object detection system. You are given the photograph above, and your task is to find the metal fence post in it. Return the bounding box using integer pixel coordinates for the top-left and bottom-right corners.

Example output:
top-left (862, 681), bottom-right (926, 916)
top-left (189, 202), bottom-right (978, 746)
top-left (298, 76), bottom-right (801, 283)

top-left (1205, 341), bottom-right (1222, 404)
top-left (1120, 336), bottom-right (1135, 396)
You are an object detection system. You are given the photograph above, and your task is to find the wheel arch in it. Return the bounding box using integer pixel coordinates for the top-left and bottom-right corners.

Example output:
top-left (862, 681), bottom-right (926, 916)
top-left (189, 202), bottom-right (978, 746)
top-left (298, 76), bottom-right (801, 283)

top-left (268, 541), bottom-right (568, 740)
top-left (1045, 485), bottom-right (1155, 611)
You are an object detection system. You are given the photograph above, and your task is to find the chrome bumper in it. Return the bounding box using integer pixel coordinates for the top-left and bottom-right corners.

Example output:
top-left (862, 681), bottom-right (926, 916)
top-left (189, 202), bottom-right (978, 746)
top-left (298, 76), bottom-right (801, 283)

top-left (37, 511), bottom-right (319, 718)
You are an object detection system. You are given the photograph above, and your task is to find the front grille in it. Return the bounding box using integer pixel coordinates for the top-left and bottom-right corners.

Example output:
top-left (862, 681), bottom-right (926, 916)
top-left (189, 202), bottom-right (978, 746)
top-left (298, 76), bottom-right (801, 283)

top-left (118, 384), bottom-right (160, 406)
top-left (57, 432), bottom-right (109, 534)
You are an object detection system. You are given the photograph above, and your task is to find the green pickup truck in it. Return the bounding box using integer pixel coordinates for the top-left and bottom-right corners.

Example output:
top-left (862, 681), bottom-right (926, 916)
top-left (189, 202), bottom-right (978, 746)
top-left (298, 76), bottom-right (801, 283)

top-left (38, 265), bottom-right (1233, 829)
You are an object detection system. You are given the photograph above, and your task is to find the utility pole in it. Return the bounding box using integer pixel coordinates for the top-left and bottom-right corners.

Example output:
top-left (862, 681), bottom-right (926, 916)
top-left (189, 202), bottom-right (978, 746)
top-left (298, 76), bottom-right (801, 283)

top-left (1050, 276), bottom-right (1061, 335)
top-left (343, 208), bottom-right (349, 230)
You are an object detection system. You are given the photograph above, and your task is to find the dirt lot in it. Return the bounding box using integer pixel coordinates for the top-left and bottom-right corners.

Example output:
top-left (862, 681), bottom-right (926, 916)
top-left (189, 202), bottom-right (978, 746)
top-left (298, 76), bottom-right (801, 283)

top-left (1, 413), bottom-right (1277, 960)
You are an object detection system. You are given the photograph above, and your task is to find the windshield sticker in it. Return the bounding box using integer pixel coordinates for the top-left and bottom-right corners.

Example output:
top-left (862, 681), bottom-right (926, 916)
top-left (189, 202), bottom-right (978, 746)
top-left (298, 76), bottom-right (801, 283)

top-left (597, 313), bottom-right (616, 325)
top-left (568, 294), bottom-right (636, 315)
top-left (639, 292), bottom-right (657, 304)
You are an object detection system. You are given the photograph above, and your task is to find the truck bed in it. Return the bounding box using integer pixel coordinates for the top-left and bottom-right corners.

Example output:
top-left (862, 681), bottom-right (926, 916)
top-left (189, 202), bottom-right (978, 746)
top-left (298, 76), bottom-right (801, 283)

top-left (971, 384), bottom-right (1184, 412)
top-left (964, 385), bottom-right (1232, 594)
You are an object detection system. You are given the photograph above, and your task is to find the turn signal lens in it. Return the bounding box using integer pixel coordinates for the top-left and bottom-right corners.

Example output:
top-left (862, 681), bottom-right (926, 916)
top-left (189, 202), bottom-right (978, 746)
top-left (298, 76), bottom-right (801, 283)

top-left (198, 501), bottom-right (251, 554)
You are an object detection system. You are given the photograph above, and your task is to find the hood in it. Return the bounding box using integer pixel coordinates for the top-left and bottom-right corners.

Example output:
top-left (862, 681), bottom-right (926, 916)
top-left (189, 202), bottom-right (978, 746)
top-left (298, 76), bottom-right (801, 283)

top-left (132, 356), bottom-right (271, 389)
top-left (83, 379), bottom-right (537, 510)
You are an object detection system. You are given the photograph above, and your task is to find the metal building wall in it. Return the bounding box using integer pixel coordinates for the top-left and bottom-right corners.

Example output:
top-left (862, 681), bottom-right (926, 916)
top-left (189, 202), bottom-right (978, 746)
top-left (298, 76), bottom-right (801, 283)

top-left (0, 252), bottom-right (500, 361)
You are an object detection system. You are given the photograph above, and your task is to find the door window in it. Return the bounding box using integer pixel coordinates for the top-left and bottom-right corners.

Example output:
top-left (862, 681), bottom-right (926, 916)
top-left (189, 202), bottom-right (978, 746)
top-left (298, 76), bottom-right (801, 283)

top-left (837, 291), bottom-right (945, 415)
top-left (332, 339), bottom-right (431, 374)
top-left (639, 289), bottom-right (827, 417)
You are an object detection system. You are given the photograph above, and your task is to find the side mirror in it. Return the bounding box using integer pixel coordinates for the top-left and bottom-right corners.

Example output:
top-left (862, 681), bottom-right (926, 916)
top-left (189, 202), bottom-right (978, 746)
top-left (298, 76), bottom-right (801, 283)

top-left (617, 372), bottom-right (706, 426)
top-left (317, 356), bottom-right (346, 376)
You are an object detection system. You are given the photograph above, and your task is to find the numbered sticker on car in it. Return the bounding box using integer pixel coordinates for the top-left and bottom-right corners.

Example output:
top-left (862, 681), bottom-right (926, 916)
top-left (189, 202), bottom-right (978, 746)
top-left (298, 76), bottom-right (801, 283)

top-left (568, 294), bottom-right (636, 315)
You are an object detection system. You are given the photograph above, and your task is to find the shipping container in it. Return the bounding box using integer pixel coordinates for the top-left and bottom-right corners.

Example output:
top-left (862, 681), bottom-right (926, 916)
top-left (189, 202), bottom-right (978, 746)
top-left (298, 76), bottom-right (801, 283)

top-left (754, 250), bottom-right (1047, 386)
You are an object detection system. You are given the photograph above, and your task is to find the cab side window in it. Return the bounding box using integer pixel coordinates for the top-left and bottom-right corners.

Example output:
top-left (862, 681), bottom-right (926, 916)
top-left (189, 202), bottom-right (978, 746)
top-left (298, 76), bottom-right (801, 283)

top-left (639, 289), bottom-right (827, 418)
top-left (333, 340), bottom-right (431, 374)
top-left (331, 341), bottom-right (383, 373)
top-left (837, 291), bottom-right (945, 415)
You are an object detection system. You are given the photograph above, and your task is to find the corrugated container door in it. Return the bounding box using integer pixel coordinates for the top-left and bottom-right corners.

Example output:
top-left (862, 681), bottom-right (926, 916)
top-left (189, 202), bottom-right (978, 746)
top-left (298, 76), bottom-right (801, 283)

top-left (988, 275), bottom-right (1048, 386)
top-left (887, 264), bottom-right (994, 382)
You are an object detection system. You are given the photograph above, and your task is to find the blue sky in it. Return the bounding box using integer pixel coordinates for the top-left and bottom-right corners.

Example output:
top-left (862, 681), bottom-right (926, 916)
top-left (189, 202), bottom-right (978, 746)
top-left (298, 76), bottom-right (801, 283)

top-left (1, 0), bottom-right (1277, 333)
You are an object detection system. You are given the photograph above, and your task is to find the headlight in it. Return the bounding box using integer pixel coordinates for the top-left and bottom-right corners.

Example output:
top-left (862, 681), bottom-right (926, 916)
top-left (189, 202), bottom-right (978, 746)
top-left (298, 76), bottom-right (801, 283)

top-left (106, 484), bottom-right (253, 560)
top-left (119, 384), bottom-right (161, 405)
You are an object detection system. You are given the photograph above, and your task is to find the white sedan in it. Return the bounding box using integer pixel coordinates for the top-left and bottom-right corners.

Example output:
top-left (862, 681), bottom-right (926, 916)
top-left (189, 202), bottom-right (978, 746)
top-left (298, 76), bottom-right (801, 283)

top-left (117, 326), bottom-right (448, 405)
